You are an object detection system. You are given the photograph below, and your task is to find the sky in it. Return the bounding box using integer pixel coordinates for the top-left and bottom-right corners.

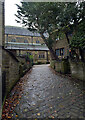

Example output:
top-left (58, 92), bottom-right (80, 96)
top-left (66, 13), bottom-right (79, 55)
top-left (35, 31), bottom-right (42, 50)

top-left (5, 0), bottom-right (22, 27)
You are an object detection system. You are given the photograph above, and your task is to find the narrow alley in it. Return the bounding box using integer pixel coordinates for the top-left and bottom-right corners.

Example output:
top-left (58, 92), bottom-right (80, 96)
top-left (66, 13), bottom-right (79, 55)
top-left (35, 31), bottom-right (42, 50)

top-left (2, 64), bottom-right (85, 119)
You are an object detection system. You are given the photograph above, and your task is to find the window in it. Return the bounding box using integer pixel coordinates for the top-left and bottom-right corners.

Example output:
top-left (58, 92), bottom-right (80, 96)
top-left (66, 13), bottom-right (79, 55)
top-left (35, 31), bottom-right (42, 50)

top-left (36, 40), bottom-right (40, 43)
top-left (24, 40), bottom-right (28, 43)
top-left (39, 54), bottom-right (45, 58)
top-left (43, 55), bottom-right (45, 58)
top-left (56, 48), bottom-right (64, 56)
top-left (56, 49), bottom-right (60, 56)
top-left (39, 55), bottom-right (41, 58)
top-left (11, 39), bottom-right (16, 42)
top-left (60, 48), bottom-right (64, 56)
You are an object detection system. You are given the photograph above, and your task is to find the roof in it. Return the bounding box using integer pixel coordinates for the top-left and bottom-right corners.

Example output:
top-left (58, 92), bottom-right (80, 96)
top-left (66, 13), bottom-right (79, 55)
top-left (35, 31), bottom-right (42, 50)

top-left (5, 42), bottom-right (49, 51)
top-left (5, 26), bottom-right (41, 37)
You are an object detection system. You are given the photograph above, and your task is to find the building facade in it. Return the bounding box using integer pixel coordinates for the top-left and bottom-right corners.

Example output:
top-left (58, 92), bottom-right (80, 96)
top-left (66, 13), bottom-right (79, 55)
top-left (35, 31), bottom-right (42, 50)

top-left (54, 35), bottom-right (70, 59)
top-left (5, 26), bottom-right (50, 64)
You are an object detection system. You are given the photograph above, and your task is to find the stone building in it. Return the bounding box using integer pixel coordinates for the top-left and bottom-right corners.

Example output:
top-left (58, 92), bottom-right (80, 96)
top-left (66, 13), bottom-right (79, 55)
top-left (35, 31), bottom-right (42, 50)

top-left (5, 26), bottom-right (50, 64)
top-left (54, 35), bottom-right (70, 59)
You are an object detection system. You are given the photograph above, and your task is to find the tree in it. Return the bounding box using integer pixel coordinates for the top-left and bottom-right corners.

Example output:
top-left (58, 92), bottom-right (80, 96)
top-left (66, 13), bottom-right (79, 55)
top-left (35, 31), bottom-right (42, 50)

top-left (15, 2), bottom-right (66, 60)
top-left (70, 2), bottom-right (85, 61)
top-left (58, 1), bottom-right (85, 61)
top-left (15, 2), bottom-right (85, 60)
top-left (71, 20), bottom-right (85, 61)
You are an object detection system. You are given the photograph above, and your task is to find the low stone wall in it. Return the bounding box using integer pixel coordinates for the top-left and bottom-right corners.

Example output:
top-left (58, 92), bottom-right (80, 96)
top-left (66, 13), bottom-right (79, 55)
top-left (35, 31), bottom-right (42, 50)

top-left (70, 61), bottom-right (85, 81)
top-left (50, 59), bottom-right (85, 81)
top-left (50, 59), bottom-right (70, 74)
top-left (17, 56), bottom-right (33, 77)
top-left (19, 62), bottom-right (32, 77)
top-left (2, 49), bottom-right (19, 98)
top-left (50, 60), bottom-right (56, 69)
top-left (2, 50), bottom-right (33, 100)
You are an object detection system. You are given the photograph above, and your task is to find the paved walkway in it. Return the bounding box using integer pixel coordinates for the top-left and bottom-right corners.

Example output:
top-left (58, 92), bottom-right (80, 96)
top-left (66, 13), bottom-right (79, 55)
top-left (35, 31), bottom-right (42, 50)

top-left (2, 64), bottom-right (85, 119)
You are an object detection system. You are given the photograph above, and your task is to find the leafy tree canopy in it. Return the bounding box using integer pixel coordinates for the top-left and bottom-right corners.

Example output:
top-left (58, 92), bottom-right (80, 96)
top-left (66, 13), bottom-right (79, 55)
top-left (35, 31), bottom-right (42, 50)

top-left (15, 2), bottom-right (85, 60)
top-left (71, 20), bottom-right (85, 50)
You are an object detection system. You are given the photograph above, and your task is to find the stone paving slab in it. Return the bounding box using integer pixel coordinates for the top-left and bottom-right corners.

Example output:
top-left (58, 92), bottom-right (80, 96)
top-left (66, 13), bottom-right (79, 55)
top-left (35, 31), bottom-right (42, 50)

top-left (2, 64), bottom-right (85, 119)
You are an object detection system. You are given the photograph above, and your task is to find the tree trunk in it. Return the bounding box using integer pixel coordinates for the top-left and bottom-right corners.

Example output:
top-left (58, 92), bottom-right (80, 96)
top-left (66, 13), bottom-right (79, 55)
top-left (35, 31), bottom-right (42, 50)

top-left (65, 32), bottom-right (70, 45)
top-left (49, 47), bottom-right (58, 60)
top-left (40, 33), bottom-right (58, 60)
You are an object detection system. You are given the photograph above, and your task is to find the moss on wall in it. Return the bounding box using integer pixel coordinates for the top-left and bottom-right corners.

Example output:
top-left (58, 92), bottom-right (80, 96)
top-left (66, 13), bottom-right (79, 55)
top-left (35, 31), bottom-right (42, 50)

top-left (50, 60), bottom-right (56, 69)
top-left (50, 59), bottom-right (70, 74)
top-left (70, 61), bottom-right (85, 81)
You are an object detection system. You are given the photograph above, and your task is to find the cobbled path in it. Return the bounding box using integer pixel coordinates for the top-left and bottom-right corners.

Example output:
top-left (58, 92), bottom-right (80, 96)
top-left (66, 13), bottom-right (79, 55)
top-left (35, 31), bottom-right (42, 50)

top-left (3, 64), bottom-right (85, 119)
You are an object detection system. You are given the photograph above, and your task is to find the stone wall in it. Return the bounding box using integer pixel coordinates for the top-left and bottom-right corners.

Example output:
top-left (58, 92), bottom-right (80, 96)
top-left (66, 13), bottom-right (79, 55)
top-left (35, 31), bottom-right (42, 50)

top-left (17, 56), bottom-right (33, 77)
top-left (2, 49), bottom-right (33, 99)
top-left (50, 60), bottom-right (85, 81)
top-left (50, 60), bottom-right (70, 74)
top-left (50, 60), bottom-right (56, 69)
top-left (2, 49), bottom-right (19, 96)
top-left (70, 61), bottom-right (85, 81)
top-left (53, 34), bottom-right (69, 58)
top-left (55, 60), bottom-right (70, 74)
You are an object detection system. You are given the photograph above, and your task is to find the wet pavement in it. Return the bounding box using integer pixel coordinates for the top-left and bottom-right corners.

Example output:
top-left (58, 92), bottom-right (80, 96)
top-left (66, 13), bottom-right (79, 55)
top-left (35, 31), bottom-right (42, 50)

top-left (2, 64), bottom-right (85, 119)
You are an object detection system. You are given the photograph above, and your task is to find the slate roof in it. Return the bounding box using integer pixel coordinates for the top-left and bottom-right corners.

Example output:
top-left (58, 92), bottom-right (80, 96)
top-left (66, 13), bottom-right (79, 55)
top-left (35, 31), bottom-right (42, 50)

top-left (5, 26), bottom-right (41, 37)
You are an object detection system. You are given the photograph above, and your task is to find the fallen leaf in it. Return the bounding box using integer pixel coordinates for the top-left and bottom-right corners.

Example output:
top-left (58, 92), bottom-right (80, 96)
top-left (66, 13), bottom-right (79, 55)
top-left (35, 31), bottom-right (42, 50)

top-left (37, 113), bottom-right (40, 116)
top-left (24, 109), bottom-right (28, 112)
top-left (14, 104), bottom-right (16, 107)
top-left (16, 115), bottom-right (18, 117)
top-left (59, 105), bottom-right (64, 108)
top-left (2, 114), bottom-right (5, 117)
top-left (52, 116), bottom-right (54, 118)
top-left (7, 116), bottom-right (11, 118)
top-left (17, 101), bottom-right (19, 104)
top-left (54, 110), bottom-right (56, 113)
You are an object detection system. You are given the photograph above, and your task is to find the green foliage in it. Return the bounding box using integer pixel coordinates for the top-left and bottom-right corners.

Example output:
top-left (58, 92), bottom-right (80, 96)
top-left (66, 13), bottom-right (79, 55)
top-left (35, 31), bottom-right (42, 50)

top-left (15, 2), bottom-right (66, 48)
top-left (25, 53), bottom-right (33, 62)
top-left (15, 2), bottom-right (85, 59)
top-left (29, 54), bottom-right (33, 60)
top-left (71, 21), bottom-right (85, 50)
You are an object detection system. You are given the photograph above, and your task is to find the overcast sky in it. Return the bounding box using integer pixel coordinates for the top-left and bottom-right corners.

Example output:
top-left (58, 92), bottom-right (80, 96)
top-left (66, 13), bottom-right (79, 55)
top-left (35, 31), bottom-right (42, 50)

top-left (5, 0), bottom-right (22, 27)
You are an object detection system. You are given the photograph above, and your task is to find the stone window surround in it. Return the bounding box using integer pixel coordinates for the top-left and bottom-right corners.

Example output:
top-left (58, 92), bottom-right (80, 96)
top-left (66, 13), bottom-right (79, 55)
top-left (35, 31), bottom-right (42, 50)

top-left (56, 48), bottom-right (64, 56)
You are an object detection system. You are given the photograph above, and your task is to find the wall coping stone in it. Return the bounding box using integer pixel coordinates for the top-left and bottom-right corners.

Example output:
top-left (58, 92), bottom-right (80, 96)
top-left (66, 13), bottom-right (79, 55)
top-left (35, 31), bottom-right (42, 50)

top-left (3, 47), bottom-right (19, 62)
